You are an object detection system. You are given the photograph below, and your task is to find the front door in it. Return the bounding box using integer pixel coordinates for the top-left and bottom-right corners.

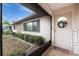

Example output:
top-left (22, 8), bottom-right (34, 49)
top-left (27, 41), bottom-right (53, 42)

top-left (54, 13), bottom-right (72, 50)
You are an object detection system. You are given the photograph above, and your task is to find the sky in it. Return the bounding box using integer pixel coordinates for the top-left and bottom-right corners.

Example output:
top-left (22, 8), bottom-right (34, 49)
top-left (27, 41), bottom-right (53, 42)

top-left (2, 3), bottom-right (34, 23)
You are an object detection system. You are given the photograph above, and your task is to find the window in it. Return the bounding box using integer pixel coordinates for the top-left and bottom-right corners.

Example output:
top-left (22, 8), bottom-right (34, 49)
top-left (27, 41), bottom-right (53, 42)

top-left (24, 20), bottom-right (40, 32)
top-left (26, 22), bottom-right (33, 31)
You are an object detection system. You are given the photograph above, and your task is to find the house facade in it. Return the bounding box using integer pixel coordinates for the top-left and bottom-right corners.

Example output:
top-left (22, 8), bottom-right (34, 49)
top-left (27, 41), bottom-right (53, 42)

top-left (13, 3), bottom-right (79, 55)
top-left (13, 16), bottom-right (51, 43)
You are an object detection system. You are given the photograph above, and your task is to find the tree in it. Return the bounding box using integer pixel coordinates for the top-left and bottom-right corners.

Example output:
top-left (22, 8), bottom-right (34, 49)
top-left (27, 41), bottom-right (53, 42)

top-left (2, 21), bottom-right (13, 33)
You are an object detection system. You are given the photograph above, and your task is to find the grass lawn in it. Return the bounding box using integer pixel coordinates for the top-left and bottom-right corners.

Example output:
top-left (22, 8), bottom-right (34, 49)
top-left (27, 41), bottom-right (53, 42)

top-left (2, 35), bottom-right (32, 56)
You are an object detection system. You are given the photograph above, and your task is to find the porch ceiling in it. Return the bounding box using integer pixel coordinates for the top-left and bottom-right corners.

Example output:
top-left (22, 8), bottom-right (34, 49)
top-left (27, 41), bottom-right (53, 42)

top-left (38, 3), bottom-right (74, 16)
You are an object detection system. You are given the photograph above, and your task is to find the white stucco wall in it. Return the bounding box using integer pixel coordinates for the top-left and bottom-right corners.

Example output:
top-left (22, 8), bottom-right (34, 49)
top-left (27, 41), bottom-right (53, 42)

top-left (39, 16), bottom-right (51, 42)
top-left (77, 4), bottom-right (79, 55)
top-left (72, 4), bottom-right (79, 55)
top-left (15, 16), bottom-right (51, 43)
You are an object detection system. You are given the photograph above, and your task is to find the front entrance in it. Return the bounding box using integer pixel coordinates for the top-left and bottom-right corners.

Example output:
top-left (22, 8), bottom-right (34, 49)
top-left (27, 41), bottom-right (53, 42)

top-left (54, 13), bottom-right (72, 50)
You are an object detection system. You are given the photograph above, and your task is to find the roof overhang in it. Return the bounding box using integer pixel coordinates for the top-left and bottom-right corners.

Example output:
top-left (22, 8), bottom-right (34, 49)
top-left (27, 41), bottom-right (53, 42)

top-left (38, 3), bottom-right (74, 16)
top-left (13, 13), bottom-right (48, 24)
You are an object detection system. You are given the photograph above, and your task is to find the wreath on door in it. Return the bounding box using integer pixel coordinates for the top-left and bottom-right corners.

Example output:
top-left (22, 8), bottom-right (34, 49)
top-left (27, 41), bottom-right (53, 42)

top-left (58, 21), bottom-right (67, 28)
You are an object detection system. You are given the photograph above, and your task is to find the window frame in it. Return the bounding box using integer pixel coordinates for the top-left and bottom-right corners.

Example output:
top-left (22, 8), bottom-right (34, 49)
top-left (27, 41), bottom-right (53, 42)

top-left (23, 20), bottom-right (40, 32)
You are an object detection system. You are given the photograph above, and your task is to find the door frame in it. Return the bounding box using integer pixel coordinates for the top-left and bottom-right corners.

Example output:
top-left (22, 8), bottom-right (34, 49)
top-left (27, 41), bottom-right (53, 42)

top-left (54, 13), bottom-right (72, 50)
top-left (51, 10), bottom-right (74, 54)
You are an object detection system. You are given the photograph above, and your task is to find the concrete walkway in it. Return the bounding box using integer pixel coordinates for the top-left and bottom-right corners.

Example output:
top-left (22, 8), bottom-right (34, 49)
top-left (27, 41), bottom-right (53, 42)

top-left (42, 46), bottom-right (78, 56)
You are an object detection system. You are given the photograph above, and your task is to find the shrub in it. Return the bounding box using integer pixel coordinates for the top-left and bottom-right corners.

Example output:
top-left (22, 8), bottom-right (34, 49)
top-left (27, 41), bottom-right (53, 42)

top-left (17, 33), bottom-right (24, 40)
top-left (12, 33), bottom-right (25, 40)
top-left (15, 33), bottom-right (19, 37)
top-left (34, 36), bottom-right (44, 46)
top-left (14, 32), bottom-right (17, 37)
top-left (12, 32), bottom-right (16, 36)
top-left (11, 33), bottom-right (45, 46)
top-left (5, 31), bottom-right (12, 35)
top-left (24, 34), bottom-right (30, 42)
top-left (28, 35), bottom-right (35, 43)
top-left (14, 33), bottom-right (21, 39)
top-left (18, 33), bottom-right (21, 38)
top-left (16, 33), bottom-right (19, 37)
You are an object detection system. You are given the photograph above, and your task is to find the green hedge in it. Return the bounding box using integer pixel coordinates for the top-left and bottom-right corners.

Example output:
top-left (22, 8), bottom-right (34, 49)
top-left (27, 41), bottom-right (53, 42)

top-left (28, 35), bottom-right (35, 43)
top-left (3, 31), bottom-right (13, 35)
top-left (24, 34), bottom-right (30, 42)
top-left (5, 32), bottom-right (45, 46)
top-left (34, 36), bottom-right (44, 46)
